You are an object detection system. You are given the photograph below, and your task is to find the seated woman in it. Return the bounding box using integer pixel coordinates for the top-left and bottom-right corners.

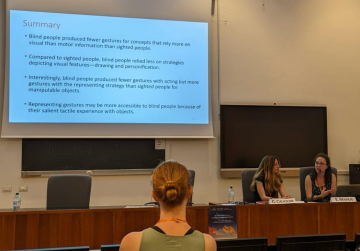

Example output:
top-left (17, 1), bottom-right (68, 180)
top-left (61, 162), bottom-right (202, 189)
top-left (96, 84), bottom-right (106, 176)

top-left (305, 153), bottom-right (336, 202)
top-left (120, 161), bottom-right (216, 251)
top-left (250, 155), bottom-right (290, 201)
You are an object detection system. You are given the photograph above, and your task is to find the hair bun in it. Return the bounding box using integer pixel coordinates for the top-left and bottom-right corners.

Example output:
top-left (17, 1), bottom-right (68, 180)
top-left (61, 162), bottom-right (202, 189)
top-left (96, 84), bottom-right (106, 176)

top-left (164, 181), bottom-right (179, 202)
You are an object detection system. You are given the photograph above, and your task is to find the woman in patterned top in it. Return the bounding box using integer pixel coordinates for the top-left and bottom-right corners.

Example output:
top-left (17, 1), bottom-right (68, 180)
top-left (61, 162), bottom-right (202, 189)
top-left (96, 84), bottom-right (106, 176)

top-left (305, 153), bottom-right (336, 202)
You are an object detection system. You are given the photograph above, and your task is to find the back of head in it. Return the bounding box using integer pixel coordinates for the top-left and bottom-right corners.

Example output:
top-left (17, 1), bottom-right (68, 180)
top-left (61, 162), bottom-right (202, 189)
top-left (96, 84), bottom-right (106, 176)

top-left (152, 161), bottom-right (190, 207)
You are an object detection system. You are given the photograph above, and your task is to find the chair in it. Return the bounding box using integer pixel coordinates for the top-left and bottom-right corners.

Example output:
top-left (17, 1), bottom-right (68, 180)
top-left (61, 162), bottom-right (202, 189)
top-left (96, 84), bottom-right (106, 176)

top-left (355, 233), bottom-right (360, 249)
top-left (100, 244), bottom-right (120, 251)
top-left (241, 169), bottom-right (257, 204)
top-left (276, 233), bottom-right (346, 251)
top-left (336, 185), bottom-right (360, 200)
top-left (299, 166), bottom-right (337, 201)
top-left (216, 237), bottom-right (268, 251)
top-left (188, 170), bottom-right (195, 205)
top-left (10, 246), bottom-right (90, 251)
top-left (47, 174), bottom-right (92, 210)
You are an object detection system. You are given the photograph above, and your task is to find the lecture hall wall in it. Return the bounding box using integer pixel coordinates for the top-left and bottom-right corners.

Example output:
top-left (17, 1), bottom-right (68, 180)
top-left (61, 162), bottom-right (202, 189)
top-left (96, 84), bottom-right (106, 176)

top-left (0, 0), bottom-right (359, 208)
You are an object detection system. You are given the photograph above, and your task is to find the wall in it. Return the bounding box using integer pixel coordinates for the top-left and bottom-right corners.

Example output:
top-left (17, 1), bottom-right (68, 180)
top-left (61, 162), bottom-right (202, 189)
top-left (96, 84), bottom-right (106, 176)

top-left (0, 0), bottom-right (358, 209)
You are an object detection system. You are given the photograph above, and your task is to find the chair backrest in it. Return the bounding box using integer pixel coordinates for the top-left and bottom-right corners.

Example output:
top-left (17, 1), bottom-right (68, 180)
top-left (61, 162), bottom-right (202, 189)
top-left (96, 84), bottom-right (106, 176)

top-left (47, 174), bottom-right (92, 210)
top-left (216, 237), bottom-right (268, 251)
top-left (241, 169), bottom-right (257, 204)
top-left (276, 233), bottom-right (345, 251)
top-left (100, 244), bottom-right (120, 251)
top-left (11, 246), bottom-right (90, 251)
top-left (188, 170), bottom-right (195, 205)
top-left (336, 185), bottom-right (360, 198)
top-left (299, 166), bottom-right (337, 201)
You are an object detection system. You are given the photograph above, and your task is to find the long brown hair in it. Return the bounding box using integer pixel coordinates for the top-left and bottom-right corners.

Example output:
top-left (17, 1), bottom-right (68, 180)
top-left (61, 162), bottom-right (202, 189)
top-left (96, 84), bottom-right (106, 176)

top-left (250, 155), bottom-right (282, 195)
top-left (152, 161), bottom-right (191, 207)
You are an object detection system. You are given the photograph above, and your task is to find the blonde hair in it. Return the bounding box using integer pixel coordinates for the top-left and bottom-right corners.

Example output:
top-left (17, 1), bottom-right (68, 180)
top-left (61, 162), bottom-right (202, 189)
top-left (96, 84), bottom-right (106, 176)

top-left (152, 161), bottom-right (191, 206)
top-left (250, 155), bottom-right (282, 195)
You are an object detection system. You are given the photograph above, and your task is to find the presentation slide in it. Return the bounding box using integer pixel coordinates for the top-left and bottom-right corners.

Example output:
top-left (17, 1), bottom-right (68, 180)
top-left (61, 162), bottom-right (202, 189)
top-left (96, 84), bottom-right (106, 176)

top-left (9, 10), bottom-right (209, 124)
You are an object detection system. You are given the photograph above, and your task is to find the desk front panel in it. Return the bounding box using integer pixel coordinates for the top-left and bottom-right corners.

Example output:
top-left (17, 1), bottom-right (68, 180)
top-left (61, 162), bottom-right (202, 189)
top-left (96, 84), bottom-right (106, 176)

top-left (1, 203), bottom-right (360, 250)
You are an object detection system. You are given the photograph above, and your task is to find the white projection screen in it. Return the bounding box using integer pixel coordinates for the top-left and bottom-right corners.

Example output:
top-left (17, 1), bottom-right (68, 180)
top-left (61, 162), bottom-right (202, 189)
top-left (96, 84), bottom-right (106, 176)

top-left (1, 0), bottom-right (213, 138)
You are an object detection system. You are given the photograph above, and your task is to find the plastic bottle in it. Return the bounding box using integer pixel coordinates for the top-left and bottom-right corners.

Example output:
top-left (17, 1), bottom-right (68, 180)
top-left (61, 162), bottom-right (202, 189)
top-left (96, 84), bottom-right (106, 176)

top-left (228, 186), bottom-right (235, 203)
top-left (13, 193), bottom-right (21, 211)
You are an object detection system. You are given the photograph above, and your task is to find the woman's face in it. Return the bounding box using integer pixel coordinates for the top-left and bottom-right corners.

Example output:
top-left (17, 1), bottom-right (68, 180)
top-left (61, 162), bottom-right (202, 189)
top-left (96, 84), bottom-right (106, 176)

top-left (272, 159), bottom-right (280, 174)
top-left (315, 157), bottom-right (328, 174)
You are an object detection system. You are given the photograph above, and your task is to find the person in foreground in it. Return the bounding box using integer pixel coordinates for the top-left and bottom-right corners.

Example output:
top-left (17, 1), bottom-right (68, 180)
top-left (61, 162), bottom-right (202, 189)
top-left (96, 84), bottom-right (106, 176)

top-left (250, 155), bottom-right (291, 201)
top-left (305, 153), bottom-right (336, 202)
top-left (119, 161), bottom-right (216, 251)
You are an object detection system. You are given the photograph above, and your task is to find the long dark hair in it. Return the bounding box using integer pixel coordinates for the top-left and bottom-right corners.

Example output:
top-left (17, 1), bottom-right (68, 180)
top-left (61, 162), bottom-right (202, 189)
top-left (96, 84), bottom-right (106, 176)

top-left (311, 153), bottom-right (332, 183)
top-left (250, 155), bottom-right (282, 195)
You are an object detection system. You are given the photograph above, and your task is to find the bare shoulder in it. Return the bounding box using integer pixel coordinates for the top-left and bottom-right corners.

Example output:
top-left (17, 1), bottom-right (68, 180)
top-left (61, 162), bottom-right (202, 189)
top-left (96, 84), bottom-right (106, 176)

top-left (203, 233), bottom-right (217, 251)
top-left (119, 231), bottom-right (143, 251)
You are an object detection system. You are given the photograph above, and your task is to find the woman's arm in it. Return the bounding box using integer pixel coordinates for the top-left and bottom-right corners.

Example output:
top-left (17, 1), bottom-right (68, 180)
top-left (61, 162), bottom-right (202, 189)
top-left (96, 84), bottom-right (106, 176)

top-left (330, 173), bottom-right (337, 197)
top-left (204, 233), bottom-right (217, 251)
top-left (255, 181), bottom-right (272, 201)
top-left (279, 183), bottom-right (291, 198)
top-left (305, 175), bottom-right (313, 201)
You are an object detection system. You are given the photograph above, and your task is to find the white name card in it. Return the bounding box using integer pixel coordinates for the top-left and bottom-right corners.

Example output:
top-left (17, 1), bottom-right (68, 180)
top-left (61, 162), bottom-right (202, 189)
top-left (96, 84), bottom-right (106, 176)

top-left (330, 197), bottom-right (357, 203)
top-left (269, 198), bottom-right (296, 204)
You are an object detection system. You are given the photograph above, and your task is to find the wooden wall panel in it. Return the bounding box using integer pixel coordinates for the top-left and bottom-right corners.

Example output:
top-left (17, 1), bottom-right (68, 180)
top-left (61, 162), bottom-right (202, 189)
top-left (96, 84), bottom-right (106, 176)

top-left (69, 213), bottom-right (82, 247)
top-left (246, 204), bottom-right (319, 244)
top-left (237, 205), bottom-right (250, 238)
top-left (319, 203), bottom-right (356, 239)
top-left (14, 214), bottom-right (28, 250)
top-left (92, 212), bottom-right (114, 248)
top-left (2, 215), bottom-right (16, 250)
top-left (79, 212), bottom-right (94, 247)
top-left (186, 206), bottom-right (208, 233)
top-left (0, 216), bottom-right (3, 250)
top-left (282, 203), bottom-right (318, 236)
top-left (2, 203), bottom-right (360, 250)
top-left (25, 214), bottom-right (39, 248)
top-left (38, 214), bottom-right (60, 248)
top-left (58, 213), bottom-right (75, 247)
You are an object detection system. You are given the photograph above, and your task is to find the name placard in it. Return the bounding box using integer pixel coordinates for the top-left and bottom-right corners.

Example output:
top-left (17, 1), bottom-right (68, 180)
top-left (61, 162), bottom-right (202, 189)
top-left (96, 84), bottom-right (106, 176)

top-left (269, 198), bottom-right (296, 204)
top-left (330, 197), bottom-right (357, 203)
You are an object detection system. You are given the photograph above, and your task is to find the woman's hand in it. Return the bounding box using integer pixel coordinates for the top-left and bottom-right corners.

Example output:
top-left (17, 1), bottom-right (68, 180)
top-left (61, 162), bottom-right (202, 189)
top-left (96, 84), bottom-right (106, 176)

top-left (320, 188), bottom-right (331, 198)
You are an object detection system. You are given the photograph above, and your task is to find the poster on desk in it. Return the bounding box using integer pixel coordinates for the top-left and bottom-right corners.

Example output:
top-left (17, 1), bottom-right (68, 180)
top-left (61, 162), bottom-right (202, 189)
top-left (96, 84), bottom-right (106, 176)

top-left (208, 205), bottom-right (237, 239)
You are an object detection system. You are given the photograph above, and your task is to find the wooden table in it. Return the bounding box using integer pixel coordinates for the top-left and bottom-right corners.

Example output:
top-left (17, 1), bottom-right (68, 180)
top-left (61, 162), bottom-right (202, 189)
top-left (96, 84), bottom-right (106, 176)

top-left (1, 203), bottom-right (359, 250)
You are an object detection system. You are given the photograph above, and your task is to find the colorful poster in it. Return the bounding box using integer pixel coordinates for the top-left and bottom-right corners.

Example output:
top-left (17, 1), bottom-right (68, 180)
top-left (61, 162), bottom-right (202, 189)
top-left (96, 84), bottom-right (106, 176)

top-left (208, 205), bottom-right (237, 239)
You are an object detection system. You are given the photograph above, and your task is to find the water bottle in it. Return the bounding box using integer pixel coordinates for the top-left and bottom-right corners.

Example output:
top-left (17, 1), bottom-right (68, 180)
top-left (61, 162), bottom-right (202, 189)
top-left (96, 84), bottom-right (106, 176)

top-left (228, 186), bottom-right (235, 203)
top-left (13, 193), bottom-right (21, 211)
